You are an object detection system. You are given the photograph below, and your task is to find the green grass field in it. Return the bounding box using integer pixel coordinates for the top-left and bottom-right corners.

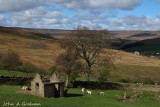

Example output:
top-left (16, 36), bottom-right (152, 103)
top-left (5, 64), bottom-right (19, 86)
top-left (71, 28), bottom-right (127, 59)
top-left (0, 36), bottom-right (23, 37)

top-left (0, 70), bottom-right (31, 77)
top-left (0, 85), bottom-right (160, 107)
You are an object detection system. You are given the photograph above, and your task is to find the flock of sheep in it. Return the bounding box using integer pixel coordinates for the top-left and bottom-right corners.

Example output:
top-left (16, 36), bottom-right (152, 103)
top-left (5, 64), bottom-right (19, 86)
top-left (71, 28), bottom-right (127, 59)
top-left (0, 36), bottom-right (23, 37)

top-left (22, 86), bottom-right (104, 96)
top-left (81, 88), bottom-right (104, 96)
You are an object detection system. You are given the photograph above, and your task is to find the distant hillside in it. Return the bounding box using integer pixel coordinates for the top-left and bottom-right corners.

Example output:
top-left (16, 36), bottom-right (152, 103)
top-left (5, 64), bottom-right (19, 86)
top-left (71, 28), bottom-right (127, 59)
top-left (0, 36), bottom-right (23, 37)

top-left (0, 26), bottom-right (58, 40)
top-left (0, 26), bottom-right (72, 37)
top-left (1, 26), bottom-right (160, 40)
top-left (111, 31), bottom-right (160, 40)
top-left (120, 37), bottom-right (160, 56)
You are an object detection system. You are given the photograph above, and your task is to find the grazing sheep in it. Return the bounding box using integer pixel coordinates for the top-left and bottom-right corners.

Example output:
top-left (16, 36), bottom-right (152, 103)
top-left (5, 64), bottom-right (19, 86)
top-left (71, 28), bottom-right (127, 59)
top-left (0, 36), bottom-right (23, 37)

top-left (137, 83), bottom-right (143, 85)
top-left (98, 92), bottom-right (104, 96)
top-left (22, 86), bottom-right (28, 90)
top-left (87, 90), bottom-right (92, 95)
top-left (134, 51), bottom-right (140, 55)
top-left (81, 88), bottom-right (85, 94)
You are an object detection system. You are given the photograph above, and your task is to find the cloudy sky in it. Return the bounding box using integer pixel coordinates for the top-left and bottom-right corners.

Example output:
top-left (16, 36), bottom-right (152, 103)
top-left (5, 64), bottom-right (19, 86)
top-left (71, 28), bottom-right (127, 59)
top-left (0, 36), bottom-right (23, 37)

top-left (0, 0), bottom-right (160, 30)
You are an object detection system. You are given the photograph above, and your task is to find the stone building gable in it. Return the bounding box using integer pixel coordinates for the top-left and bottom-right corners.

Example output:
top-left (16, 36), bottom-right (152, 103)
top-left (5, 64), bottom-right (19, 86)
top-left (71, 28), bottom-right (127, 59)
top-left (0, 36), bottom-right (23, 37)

top-left (31, 73), bottom-right (44, 97)
top-left (50, 72), bottom-right (62, 83)
top-left (32, 73), bottom-right (42, 82)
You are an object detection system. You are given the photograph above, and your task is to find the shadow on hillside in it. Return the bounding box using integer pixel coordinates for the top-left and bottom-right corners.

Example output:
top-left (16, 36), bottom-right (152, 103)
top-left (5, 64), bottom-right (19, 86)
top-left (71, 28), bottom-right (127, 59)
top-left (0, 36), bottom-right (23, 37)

top-left (66, 93), bottom-right (83, 97)
top-left (32, 33), bottom-right (58, 40)
top-left (130, 33), bottom-right (156, 38)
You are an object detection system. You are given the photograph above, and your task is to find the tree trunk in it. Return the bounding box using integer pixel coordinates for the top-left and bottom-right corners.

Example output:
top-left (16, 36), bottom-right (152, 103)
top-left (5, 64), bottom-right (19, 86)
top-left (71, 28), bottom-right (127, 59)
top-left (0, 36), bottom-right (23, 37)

top-left (85, 72), bottom-right (90, 81)
top-left (65, 75), bottom-right (69, 87)
top-left (85, 66), bottom-right (91, 81)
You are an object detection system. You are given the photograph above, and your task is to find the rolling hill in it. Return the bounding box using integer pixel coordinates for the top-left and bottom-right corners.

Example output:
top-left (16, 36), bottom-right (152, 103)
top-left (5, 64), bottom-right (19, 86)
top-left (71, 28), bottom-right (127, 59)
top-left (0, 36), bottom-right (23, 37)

top-left (111, 30), bottom-right (160, 40)
top-left (2, 26), bottom-right (160, 40)
top-left (0, 26), bottom-right (160, 82)
top-left (0, 26), bottom-right (160, 67)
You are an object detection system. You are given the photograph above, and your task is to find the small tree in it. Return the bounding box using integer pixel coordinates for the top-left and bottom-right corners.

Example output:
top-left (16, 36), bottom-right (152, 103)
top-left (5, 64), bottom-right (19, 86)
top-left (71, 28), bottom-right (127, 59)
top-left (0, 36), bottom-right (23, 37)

top-left (19, 61), bottom-right (41, 73)
top-left (55, 41), bottom-right (82, 87)
top-left (97, 64), bottom-right (111, 82)
top-left (0, 50), bottom-right (23, 70)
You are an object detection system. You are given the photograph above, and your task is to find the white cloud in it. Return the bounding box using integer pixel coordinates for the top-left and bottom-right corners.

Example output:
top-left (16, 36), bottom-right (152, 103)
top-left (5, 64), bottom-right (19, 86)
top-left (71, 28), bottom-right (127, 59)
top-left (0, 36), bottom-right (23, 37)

top-left (1, 0), bottom-right (160, 31)
top-left (53, 0), bottom-right (142, 11)
top-left (10, 7), bottom-right (65, 21)
top-left (4, 7), bottom-right (160, 31)
top-left (0, 14), bottom-right (6, 25)
top-left (0, 14), bottom-right (4, 20)
top-left (62, 18), bottom-right (68, 23)
top-left (70, 13), bottom-right (115, 29)
top-left (4, 7), bottom-right (67, 28)
top-left (106, 15), bottom-right (160, 30)
top-left (0, 0), bottom-right (52, 12)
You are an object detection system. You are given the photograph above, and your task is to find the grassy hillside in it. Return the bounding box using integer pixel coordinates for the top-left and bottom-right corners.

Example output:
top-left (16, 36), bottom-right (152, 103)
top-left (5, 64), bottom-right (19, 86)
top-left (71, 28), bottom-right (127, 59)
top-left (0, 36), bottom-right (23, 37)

top-left (110, 64), bottom-right (160, 84)
top-left (0, 26), bottom-right (62, 72)
top-left (112, 31), bottom-right (160, 40)
top-left (0, 26), bottom-right (57, 40)
top-left (0, 26), bottom-right (160, 82)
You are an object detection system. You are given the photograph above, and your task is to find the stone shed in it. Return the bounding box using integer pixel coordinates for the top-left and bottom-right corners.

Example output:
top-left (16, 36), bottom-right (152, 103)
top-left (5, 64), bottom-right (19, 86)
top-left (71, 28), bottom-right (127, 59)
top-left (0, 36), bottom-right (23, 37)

top-left (31, 73), bottom-right (65, 98)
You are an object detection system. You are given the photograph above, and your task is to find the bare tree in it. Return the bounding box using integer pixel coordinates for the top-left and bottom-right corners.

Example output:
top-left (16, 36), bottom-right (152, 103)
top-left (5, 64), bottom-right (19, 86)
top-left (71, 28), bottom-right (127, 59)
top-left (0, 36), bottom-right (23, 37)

top-left (71, 26), bottom-right (113, 81)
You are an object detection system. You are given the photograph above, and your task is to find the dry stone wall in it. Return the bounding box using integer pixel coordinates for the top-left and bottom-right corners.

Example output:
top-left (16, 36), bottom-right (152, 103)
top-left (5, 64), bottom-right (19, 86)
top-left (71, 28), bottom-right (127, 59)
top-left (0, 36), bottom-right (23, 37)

top-left (0, 75), bottom-right (33, 85)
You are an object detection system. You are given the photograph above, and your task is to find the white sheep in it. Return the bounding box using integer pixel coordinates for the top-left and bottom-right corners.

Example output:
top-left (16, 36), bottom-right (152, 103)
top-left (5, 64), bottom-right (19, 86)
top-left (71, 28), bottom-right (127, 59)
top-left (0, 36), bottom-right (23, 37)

top-left (98, 91), bottom-right (104, 96)
top-left (81, 88), bottom-right (85, 94)
top-left (137, 83), bottom-right (143, 85)
top-left (134, 51), bottom-right (140, 55)
top-left (22, 86), bottom-right (28, 90)
top-left (87, 90), bottom-right (92, 95)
